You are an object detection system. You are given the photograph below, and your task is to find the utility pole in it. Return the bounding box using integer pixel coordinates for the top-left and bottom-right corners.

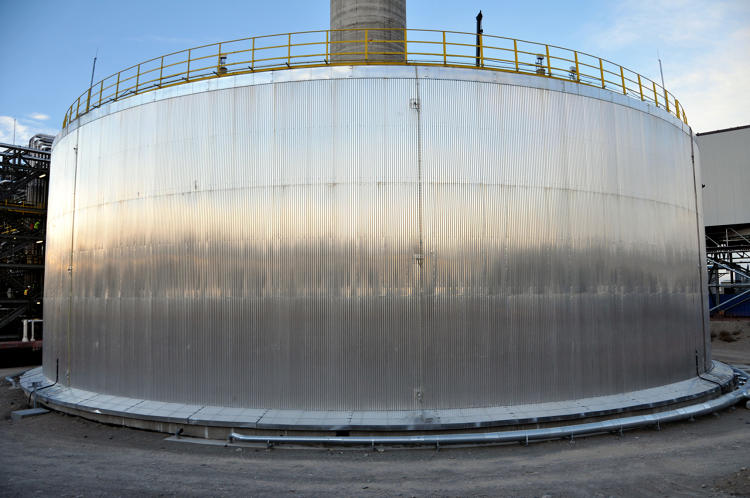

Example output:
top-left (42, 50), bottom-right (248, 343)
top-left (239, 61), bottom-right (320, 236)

top-left (89, 52), bottom-right (98, 89)
top-left (475, 11), bottom-right (483, 67)
top-left (657, 50), bottom-right (665, 89)
top-left (86, 50), bottom-right (98, 110)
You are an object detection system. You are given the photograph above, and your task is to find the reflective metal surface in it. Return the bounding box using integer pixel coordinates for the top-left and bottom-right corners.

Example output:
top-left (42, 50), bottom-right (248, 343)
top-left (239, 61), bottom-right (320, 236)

top-left (44, 66), bottom-right (706, 411)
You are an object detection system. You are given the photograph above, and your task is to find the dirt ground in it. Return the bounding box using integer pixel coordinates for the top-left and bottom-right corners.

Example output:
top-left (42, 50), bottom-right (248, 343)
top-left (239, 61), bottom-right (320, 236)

top-left (711, 318), bottom-right (750, 370)
top-left (0, 319), bottom-right (749, 497)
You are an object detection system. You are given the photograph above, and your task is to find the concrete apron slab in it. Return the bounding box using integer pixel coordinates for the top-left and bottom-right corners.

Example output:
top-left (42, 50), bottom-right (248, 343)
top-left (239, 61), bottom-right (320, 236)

top-left (18, 362), bottom-right (742, 440)
top-left (11, 407), bottom-right (50, 421)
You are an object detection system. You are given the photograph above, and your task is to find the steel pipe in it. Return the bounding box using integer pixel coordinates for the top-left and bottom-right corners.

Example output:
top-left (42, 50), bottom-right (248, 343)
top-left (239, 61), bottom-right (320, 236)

top-left (230, 388), bottom-right (749, 447)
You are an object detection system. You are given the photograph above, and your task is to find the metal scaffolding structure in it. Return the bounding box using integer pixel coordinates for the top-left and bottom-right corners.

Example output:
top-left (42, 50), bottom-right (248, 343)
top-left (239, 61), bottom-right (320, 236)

top-left (0, 136), bottom-right (51, 342)
top-left (706, 226), bottom-right (750, 316)
top-left (697, 125), bottom-right (750, 317)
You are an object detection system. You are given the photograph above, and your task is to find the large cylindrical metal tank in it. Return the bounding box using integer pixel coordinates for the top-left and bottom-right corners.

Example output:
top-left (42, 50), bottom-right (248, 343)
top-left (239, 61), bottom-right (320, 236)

top-left (43, 66), bottom-right (708, 415)
top-left (330, 0), bottom-right (406, 62)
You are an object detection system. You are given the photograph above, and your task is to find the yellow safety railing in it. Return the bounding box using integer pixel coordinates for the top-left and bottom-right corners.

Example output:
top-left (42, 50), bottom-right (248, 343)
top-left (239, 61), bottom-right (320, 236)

top-left (0, 200), bottom-right (47, 213)
top-left (62, 28), bottom-right (688, 128)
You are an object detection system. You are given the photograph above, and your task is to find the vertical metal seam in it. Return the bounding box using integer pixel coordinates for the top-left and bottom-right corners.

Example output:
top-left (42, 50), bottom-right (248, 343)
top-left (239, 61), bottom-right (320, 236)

top-left (688, 129), bottom-right (708, 372)
top-left (415, 69), bottom-right (424, 264)
top-left (67, 127), bottom-right (81, 386)
top-left (414, 67), bottom-right (425, 410)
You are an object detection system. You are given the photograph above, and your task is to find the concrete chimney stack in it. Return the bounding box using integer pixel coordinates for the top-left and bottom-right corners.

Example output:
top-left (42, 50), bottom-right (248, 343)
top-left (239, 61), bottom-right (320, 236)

top-left (330, 0), bottom-right (406, 62)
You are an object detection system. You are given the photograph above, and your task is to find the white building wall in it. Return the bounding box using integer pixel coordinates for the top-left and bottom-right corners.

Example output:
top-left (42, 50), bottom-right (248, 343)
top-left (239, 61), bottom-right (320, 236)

top-left (698, 125), bottom-right (750, 227)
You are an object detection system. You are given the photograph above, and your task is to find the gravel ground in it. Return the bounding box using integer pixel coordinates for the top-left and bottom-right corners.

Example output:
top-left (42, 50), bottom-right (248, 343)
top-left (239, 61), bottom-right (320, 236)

top-left (0, 319), bottom-right (748, 497)
top-left (0, 374), bottom-right (748, 497)
top-left (711, 318), bottom-right (750, 370)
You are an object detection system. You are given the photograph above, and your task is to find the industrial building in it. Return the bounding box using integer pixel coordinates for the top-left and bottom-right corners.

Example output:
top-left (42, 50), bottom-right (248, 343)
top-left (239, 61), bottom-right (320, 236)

top-left (20, 0), bottom-right (743, 440)
top-left (698, 125), bottom-right (750, 317)
top-left (0, 135), bottom-right (51, 354)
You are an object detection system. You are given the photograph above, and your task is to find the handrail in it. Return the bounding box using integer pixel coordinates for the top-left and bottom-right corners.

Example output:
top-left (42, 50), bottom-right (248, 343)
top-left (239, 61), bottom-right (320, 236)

top-left (62, 28), bottom-right (688, 128)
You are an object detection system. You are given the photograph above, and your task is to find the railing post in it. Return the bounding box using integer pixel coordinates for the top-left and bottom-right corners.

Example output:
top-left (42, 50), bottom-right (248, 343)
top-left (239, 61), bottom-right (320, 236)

top-left (115, 72), bottom-right (120, 99)
top-left (159, 56), bottom-right (164, 86)
top-left (675, 99), bottom-right (681, 120)
top-left (545, 45), bottom-right (551, 76)
top-left (514, 39), bottom-right (519, 72)
top-left (653, 82), bottom-right (658, 107)
top-left (404, 28), bottom-right (408, 60)
top-left (620, 66), bottom-right (626, 94)
top-left (324, 32), bottom-right (328, 63)
top-left (365, 28), bottom-right (369, 61)
top-left (664, 88), bottom-right (670, 113)
top-left (574, 51), bottom-right (580, 82)
top-left (599, 58), bottom-right (605, 88)
top-left (442, 31), bottom-right (447, 65)
top-left (637, 74), bottom-right (643, 101)
top-left (76, 96), bottom-right (80, 119)
top-left (135, 63), bottom-right (141, 94)
top-left (98, 80), bottom-right (103, 106)
top-left (288, 33), bottom-right (291, 66)
top-left (217, 43), bottom-right (222, 73)
top-left (186, 49), bottom-right (191, 80)
top-left (479, 33), bottom-right (484, 67)
top-left (86, 86), bottom-right (91, 113)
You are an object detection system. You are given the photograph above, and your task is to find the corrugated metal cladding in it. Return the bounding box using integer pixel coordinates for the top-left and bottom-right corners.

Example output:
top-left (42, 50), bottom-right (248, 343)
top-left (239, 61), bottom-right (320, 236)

top-left (44, 66), bottom-right (707, 411)
top-left (697, 126), bottom-right (750, 227)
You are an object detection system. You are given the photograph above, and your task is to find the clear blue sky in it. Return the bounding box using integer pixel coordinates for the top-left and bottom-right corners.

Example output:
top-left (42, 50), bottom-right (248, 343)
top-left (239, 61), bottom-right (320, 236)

top-left (1, 0), bottom-right (748, 142)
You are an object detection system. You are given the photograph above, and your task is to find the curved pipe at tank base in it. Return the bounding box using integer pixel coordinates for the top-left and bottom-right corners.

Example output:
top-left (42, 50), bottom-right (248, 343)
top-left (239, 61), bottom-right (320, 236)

top-left (230, 379), bottom-right (749, 448)
top-left (26, 359), bottom-right (58, 408)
